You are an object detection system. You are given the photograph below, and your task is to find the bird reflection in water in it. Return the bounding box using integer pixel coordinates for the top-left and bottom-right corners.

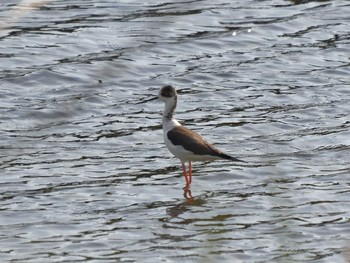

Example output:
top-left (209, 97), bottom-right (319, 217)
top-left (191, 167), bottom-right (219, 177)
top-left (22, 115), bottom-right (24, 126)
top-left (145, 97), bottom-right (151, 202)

top-left (166, 192), bottom-right (206, 219)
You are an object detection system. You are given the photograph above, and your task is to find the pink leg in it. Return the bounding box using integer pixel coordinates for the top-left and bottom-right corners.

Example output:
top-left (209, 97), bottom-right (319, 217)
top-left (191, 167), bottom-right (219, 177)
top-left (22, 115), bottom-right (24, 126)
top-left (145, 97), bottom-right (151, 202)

top-left (189, 161), bottom-right (192, 184)
top-left (182, 163), bottom-right (190, 185)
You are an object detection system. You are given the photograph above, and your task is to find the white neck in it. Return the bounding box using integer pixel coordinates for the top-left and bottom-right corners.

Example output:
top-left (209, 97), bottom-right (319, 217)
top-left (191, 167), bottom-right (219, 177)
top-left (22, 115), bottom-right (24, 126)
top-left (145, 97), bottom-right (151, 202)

top-left (162, 97), bottom-right (181, 132)
top-left (162, 115), bottom-right (181, 133)
top-left (163, 97), bottom-right (177, 120)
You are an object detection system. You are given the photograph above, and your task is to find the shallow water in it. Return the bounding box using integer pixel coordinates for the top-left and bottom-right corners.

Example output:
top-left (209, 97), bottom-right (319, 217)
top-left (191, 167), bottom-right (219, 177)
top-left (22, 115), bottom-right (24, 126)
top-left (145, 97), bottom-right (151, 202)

top-left (1, 0), bottom-right (350, 262)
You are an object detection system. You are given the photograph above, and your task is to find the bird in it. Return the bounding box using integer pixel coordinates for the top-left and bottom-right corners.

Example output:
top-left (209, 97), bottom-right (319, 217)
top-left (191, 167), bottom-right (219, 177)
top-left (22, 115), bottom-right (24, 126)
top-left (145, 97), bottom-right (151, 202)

top-left (157, 85), bottom-right (243, 186)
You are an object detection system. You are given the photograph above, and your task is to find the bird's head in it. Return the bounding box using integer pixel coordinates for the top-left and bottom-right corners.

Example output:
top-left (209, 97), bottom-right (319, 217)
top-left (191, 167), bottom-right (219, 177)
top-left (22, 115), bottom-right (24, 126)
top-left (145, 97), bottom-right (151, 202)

top-left (158, 85), bottom-right (177, 103)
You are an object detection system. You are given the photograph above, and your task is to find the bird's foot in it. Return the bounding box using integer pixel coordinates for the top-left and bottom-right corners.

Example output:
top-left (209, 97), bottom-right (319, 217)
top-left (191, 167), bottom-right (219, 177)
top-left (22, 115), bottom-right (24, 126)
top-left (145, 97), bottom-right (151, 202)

top-left (183, 184), bottom-right (193, 201)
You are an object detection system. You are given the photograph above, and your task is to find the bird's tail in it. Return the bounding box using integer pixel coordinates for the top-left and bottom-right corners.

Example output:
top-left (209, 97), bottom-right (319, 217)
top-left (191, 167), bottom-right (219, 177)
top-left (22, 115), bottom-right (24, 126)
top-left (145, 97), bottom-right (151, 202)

top-left (218, 152), bottom-right (246, 162)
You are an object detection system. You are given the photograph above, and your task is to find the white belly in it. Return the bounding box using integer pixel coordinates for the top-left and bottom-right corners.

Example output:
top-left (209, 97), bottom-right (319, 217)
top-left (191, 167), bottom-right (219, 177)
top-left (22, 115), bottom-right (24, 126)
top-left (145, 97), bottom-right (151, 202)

top-left (162, 118), bottom-right (220, 163)
top-left (164, 134), bottom-right (219, 162)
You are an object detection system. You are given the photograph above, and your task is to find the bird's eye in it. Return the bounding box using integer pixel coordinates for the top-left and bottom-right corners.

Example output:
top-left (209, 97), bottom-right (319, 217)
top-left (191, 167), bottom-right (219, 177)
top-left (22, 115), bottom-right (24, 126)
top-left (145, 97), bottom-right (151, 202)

top-left (162, 92), bottom-right (171, 97)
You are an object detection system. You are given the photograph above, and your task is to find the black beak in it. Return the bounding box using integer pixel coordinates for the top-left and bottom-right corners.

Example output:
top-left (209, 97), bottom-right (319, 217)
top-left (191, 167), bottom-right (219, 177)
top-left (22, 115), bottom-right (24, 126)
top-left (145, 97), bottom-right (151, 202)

top-left (148, 96), bottom-right (158, 102)
top-left (135, 95), bottom-right (158, 104)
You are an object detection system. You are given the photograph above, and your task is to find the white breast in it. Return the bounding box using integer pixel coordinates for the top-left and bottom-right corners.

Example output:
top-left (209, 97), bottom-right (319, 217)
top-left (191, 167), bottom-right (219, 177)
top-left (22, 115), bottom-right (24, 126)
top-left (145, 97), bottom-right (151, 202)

top-left (162, 118), bottom-right (189, 161)
top-left (162, 118), bottom-right (220, 162)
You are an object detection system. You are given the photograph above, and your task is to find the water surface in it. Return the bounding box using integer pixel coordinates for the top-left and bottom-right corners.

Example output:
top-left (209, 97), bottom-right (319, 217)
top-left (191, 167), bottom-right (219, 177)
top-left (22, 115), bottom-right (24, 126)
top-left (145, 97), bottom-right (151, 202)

top-left (1, 0), bottom-right (350, 262)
